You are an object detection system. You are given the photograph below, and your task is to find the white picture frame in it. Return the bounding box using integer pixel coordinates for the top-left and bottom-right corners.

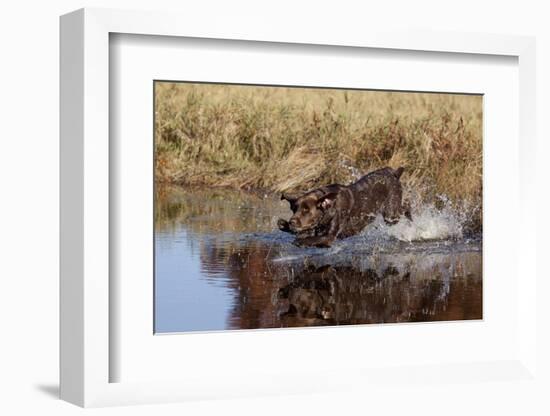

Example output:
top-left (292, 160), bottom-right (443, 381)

top-left (60, 7), bottom-right (538, 408)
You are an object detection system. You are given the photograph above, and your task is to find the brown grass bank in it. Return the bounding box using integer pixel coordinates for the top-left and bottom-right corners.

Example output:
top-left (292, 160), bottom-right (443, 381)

top-left (155, 82), bottom-right (483, 231)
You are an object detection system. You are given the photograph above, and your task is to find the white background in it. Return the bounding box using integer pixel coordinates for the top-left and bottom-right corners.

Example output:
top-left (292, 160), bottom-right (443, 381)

top-left (1, 1), bottom-right (548, 415)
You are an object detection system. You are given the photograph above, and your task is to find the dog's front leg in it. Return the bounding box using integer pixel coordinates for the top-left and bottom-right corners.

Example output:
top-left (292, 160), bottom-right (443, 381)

top-left (294, 235), bottom-right (336, 248)
top-left (294, 216), bottom-right (340, 248)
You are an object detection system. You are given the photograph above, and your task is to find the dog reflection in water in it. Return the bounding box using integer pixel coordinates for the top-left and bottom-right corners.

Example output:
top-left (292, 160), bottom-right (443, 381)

top-left (277, 264), bottom-right (403, 325)
top-left (275, 262), bottom-right (471, 326)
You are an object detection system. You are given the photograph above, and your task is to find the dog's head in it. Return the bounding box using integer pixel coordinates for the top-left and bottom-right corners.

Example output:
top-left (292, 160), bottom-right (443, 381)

top-left (281, 190), bottom-right (338, 232)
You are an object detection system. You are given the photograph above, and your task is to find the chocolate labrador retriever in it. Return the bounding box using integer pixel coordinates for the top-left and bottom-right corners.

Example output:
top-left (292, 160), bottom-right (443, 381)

top-left (277, 167), bottom-right (411, 247)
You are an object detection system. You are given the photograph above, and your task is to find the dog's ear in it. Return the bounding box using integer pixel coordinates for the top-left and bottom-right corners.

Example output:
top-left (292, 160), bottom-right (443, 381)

top-left (317, 193), bottom-right (338, 210)
top-left (281, 192), bottom-right (299, 204)
top-left (281, 192), bottom-right (300, 212)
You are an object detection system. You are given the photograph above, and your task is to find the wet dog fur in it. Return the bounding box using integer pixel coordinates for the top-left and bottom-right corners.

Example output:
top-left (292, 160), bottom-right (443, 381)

top-left (278, 167), bottom-right (411, 247)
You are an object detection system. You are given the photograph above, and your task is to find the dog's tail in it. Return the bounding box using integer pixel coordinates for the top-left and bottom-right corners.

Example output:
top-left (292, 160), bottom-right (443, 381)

top-left (394, 167), bottom-right (405, 180)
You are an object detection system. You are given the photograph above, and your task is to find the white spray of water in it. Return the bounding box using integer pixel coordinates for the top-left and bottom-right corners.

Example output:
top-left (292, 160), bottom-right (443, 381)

top-left (364, 196), bottom-right (465, 243)
top-left (388, 203), bottom-right (463, 242)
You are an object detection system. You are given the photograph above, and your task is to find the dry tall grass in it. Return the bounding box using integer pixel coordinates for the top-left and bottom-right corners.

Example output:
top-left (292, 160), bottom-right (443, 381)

top-left (155, 82), bottom-right (482, 230)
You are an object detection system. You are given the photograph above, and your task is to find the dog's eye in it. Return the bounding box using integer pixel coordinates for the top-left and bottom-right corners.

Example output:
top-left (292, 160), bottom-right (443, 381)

top-left (302, 207), bottom-right (309, 214)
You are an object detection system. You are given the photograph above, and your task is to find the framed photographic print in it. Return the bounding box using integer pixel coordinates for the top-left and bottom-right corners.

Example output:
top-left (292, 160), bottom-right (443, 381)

top-left (60, 7), bottom-right (539, 408)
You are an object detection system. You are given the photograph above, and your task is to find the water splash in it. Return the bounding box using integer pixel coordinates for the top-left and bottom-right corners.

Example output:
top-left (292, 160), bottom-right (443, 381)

top-left (364, 196), bottom-right (465, 243)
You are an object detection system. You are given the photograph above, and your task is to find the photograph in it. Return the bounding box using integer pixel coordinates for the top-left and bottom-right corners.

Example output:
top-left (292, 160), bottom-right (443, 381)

top-left (154, 81), bottom-right (483, 333)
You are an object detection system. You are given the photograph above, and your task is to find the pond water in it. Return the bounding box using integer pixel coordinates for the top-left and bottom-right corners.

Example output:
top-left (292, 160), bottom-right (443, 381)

top-left (154, 186), bottom-right (482, 333)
